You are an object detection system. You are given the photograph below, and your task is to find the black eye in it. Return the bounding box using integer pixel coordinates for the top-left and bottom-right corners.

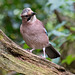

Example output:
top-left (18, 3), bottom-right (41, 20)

top-left (25, 15), bottom-right (28, 17)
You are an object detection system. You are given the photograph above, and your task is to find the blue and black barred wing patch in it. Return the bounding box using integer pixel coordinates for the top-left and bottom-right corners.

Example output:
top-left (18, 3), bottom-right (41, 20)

top-left (43, 28), bottom-right (48, 36)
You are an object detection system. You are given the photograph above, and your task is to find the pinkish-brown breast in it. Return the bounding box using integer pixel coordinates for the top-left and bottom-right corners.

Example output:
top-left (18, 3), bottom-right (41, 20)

top-left (20, 19), bottom-right (49, 49)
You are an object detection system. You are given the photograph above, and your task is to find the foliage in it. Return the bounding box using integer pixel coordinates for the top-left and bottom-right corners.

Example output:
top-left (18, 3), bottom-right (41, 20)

top-left (67, 34), bottom-right (75, 41)
top-left (62, 55), bottom-right (75, 65)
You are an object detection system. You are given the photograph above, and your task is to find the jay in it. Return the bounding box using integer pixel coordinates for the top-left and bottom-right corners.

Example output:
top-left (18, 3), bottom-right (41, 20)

top-left (20, 8), bottom-right (60, 59)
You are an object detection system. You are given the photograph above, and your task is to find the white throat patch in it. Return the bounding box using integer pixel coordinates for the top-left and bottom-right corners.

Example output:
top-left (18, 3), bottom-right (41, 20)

top-left (28, 15), bottom-right (36, 23)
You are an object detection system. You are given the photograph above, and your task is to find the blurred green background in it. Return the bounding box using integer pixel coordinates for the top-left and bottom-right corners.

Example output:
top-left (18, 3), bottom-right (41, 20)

top-left (0, 0), bottom-right (75, 74)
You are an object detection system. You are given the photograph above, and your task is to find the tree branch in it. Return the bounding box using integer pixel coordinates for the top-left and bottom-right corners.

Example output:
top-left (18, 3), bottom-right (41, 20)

top-left (54, 9), bottom-right (75, 33)
top-left (0, 29), bottom-right (73, 75)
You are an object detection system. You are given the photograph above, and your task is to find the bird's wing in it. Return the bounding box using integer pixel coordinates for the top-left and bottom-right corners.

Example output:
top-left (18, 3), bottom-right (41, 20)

top-left (38, 20), bottom-right (48, 36)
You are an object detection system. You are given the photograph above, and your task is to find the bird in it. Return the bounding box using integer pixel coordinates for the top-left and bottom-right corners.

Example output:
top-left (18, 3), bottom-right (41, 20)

top-left (20, 8), bottom-right (60, 59)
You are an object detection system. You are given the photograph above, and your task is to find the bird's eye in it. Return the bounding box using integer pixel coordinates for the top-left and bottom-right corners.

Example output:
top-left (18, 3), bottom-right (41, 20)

top-left (25, 15), bottom-right (28, 17)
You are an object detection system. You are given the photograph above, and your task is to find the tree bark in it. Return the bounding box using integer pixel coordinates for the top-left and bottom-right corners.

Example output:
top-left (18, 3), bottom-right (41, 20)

top-left (0, 29), bottom-right (73, 75)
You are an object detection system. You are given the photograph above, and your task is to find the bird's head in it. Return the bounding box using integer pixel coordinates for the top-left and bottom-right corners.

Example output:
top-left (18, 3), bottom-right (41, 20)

top-left (21, 8), bottom-right (36, 22)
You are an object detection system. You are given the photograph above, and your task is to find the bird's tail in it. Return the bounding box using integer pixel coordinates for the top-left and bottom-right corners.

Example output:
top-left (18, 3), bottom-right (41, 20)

top-left (45, 44), bottom-right (60, 59)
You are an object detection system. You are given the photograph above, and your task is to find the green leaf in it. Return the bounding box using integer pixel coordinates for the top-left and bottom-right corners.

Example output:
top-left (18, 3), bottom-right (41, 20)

top-left (47, 0), bottom-right (65, 11)
top-left (55, 21), bottom-right (66, 30)
top-left (52, 30), bottom-right (69, 36)
top-left (67, 34), bottom-right (75, 41)
top-left (23, 43), bottom-right (30, 49)
top-left (70, 27), bottom-right (75, 31)
top-left (65, 0), bottom-right (75, 1)
top-left (46, 57), bottom-right (52, 61)
top-left (46, 22), bottom-right (54, 31)
top-left (62, 55), bottom-right (75, 65)
top-left (48, 21), bottom-right (67, 36)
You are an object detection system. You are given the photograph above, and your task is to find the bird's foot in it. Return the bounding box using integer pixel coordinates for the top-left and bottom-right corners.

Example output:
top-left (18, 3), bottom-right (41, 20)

top-left (40, 55), bottom-right (46, 59)
top-left (27, 49), bottom-right (35, 53)
top-left (30, 49), bottom-right (35, 53)
top-left (26, 49), bottom-right (30, 52)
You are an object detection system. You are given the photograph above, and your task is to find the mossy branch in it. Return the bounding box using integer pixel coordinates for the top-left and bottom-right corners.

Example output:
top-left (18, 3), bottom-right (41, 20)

top-left (0, 29), bottom-right (73, 75)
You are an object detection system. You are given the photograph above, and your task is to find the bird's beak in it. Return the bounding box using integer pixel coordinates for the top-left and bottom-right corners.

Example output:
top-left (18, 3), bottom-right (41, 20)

top-left (31, 12), bottom-right (36, 16)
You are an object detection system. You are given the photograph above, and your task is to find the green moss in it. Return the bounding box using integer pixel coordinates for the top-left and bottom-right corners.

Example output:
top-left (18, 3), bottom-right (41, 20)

top-left (0, 35), bottom-right (3, 40)
top-left (0, 53), bottom-right (55, 75)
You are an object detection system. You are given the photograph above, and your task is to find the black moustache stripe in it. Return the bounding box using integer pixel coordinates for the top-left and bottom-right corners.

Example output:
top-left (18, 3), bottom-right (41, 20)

top-left (27, 13), bottom-right (35, 21)
top-left (27, 16), bottom-right (31, 21)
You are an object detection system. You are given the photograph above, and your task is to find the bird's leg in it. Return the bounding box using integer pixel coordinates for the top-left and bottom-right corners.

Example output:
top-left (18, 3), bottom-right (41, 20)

top-left (30, 49), bottom-right (35, 53)
top-left (43, 48), bottom-right (46, 58)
